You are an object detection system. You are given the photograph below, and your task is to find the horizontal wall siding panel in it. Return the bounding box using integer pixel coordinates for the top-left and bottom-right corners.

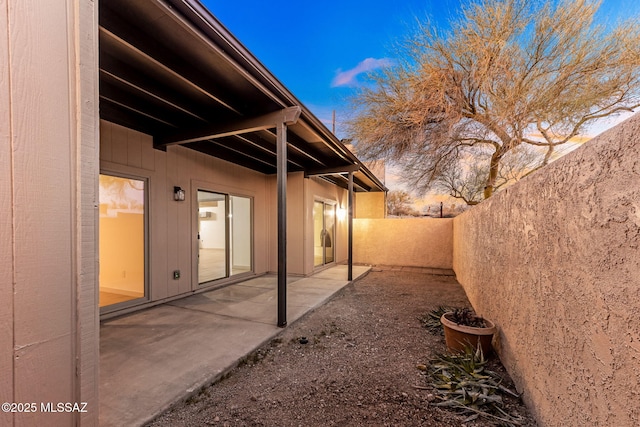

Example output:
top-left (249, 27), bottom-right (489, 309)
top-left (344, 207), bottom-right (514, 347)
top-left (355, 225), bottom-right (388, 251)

top-left (176, 148), bottom-right (191, 295)
top-left (151, 148), bottom-right (168, 300)
top-left (141, 137), bottom-right (156, 171)
top-left (101, 121), bottom-right (159, 171)
top-left (287, 173), bottom-right (304, 275)
top-left (165, 148), bottom-right (181, 296)
top-left (110, 123), bottom-right (128, 165)
top-left (127, 130), bottom-right (142, 168)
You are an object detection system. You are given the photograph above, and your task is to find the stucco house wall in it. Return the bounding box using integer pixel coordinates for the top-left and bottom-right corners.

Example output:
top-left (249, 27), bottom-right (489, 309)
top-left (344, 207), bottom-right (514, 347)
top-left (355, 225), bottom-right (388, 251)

top-left (353, 218), bottom-right (453, 269)
top-left (453, 114), bottom-right (640, 426)
top-left (0, 0), bottom-right (100, 425)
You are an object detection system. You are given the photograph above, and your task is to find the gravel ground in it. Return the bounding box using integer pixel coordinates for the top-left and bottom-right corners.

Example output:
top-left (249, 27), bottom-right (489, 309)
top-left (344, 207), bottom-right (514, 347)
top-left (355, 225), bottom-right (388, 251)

top-left (147, 268), bottom-right (537, 427)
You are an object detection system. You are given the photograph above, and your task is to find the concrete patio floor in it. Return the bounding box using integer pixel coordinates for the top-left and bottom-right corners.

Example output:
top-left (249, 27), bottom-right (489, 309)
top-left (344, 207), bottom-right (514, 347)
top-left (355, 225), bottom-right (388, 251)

top-left (99, 265), bottom-right (371, 427)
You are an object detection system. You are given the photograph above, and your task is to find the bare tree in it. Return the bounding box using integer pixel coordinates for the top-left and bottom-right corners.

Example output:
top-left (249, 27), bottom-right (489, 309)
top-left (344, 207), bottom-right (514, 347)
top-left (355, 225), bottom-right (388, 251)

top-left (349, 0), bottom-right (640, 200)
top-left (434, 143), bottom-right (542, 205)
top-left (386, 190), bottom-right (419, 216)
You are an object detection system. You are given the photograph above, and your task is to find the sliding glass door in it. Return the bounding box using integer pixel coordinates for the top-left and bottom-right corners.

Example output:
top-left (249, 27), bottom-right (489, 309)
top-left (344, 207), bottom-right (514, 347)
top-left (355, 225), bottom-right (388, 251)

top-left (197, 191), bottom-right (227, 282)
top-left (314, 201), bottom-right (335, 267)
top-left (99, 174), bottom-right (147, 309)
top-left (197, 190), bottom-right (252, 284)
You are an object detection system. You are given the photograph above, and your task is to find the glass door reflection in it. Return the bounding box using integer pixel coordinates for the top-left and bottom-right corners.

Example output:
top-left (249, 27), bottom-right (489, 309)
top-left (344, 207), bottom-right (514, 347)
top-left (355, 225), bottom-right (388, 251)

top-left (314, 201), bottom-right (336, 267)
top-left (198, 191), bottom-right (227, 283)
top-left (197, 191), bottom-right (252, 284)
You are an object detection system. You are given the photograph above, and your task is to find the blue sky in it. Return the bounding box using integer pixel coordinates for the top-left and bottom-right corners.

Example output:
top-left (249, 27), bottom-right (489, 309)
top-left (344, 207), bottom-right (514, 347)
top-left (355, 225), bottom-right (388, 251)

top-left (203, 0), bottom-right (640, 139)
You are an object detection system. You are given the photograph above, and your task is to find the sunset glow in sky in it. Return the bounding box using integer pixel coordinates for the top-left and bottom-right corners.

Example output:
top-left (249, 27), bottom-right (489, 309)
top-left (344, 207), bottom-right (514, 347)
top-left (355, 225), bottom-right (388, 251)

top-left (204, 0), bottom-right (640, 140)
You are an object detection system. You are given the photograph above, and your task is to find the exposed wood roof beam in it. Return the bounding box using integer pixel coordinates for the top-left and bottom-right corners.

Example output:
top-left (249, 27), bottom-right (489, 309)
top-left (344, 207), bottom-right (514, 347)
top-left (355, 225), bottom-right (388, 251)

top-left (305, 164), bottom-right (360, 177)
top-left (99, 27), bottom-right (242, 115)
top-left (99, 67), bottom-right (208, 122)
top-left (330, 173), bottom-right (371, 192)
top-left (158, 0), bottom-right (288, 109)
top-left (286, 143), bottom-right (327, 168)
top-left (156, 106), bottom-right (301, 147)
top-left (258, 128), bottom-right (328, 168)
top-left (208, 140), bottom-right (276, 168)
top-left (231, 134), bottom-right (306, 170)
top-left (100, 79), bottom-right (197, 126)
top-left (186, 141), bottom-right (274, 173)
top-left (317, 175), bottom-right (358, 191)
top-left (100, 96), bottom-right (178, 128)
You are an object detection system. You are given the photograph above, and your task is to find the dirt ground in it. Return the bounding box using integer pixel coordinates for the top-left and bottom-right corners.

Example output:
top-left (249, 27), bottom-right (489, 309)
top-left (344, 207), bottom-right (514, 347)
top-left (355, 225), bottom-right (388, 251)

top-left (147, 269), bottom-right (537, 427)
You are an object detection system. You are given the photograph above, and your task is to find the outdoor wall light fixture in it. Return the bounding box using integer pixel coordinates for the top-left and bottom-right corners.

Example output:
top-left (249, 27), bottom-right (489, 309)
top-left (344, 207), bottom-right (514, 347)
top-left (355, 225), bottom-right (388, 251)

top-left (336, 207), bottom-right (347, 221)
top-left (173, 186), bottom-right (185, 201)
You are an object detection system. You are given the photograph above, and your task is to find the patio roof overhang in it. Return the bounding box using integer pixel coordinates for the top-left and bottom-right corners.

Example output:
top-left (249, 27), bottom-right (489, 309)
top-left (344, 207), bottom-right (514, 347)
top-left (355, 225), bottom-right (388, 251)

top-left (99, 0), bottom-right (386, 327)
top-left (98, 0), bottom-right (387, 193)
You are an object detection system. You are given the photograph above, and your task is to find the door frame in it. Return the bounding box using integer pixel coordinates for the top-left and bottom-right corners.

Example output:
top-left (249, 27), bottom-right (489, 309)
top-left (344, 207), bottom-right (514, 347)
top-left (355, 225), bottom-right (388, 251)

top-left (191, 180), bottom-right (254, 290)
top-left (313, 199), bottom-right (337, 268)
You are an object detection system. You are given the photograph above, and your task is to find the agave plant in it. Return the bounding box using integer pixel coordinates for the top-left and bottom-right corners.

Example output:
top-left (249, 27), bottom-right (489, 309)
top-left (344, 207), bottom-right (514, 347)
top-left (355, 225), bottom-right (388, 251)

top-left (447, 307), bottom-right (487, 328)
top-left (418, 306), bottom-right (458, 335)
top-left (427, 344), bottom-right (523, 425)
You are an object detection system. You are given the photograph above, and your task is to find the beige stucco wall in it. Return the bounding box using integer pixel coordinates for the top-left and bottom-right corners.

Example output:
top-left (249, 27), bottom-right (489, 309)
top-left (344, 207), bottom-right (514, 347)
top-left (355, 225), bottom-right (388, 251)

top-left (0, 0), bottom-right (99, 425)
top-left (355, 192), bottom-right (386, 218)
top-left (353, 218), bottom-right (453, 268)
top-left (453, 114), bottom-right (640, 426)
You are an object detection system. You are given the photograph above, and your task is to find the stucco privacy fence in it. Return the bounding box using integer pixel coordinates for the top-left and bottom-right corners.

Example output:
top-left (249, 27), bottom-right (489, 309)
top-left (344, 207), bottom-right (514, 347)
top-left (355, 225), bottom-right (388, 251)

top-left (454, 113), bottom-right (640, 427)
top-left (353, 217), bottom-right (453, 269)
top-left (352, 114), bottom-right (640, 426)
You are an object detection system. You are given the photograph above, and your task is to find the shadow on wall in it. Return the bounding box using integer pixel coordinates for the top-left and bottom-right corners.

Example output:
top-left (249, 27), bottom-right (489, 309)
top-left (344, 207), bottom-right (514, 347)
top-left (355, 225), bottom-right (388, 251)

top-left (452, 113), bottom-right (640, 427)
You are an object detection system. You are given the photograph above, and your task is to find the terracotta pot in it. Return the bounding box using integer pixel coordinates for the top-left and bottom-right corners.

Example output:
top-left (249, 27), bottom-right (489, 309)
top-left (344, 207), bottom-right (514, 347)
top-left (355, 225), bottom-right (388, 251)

top-left (440, 312), bottom-right (496, 356)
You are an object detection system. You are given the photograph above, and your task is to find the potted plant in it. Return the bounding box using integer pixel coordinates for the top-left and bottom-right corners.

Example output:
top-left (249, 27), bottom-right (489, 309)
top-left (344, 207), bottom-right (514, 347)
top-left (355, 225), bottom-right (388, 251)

top-left (440, 308), bottom-right (496, 356)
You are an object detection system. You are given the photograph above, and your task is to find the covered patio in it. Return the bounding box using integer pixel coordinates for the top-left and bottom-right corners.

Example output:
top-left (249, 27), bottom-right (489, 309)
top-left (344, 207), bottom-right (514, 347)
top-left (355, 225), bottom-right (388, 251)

top-left (99, 265), bottom-right (371, 427)
top-left (98, 0), bottom-right (386, 325)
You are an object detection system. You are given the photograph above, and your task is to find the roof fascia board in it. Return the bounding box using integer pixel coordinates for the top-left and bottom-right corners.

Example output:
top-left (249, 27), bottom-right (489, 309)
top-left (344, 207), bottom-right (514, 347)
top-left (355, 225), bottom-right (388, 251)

top-left (159, 0), bottom-right (388, 192)
top-left (166, 2), bottom-right (362, 165)
top-left (160, 0), bottom-right (286, 109)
